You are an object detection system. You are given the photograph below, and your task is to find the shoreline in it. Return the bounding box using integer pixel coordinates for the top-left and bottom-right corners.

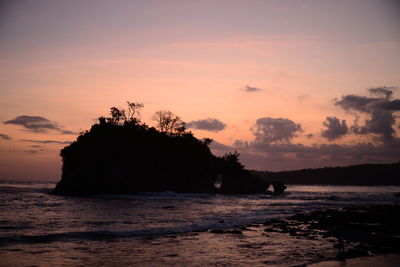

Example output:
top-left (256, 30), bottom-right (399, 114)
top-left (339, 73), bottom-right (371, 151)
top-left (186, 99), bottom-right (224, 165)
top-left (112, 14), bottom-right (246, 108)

top-left (308, 253), bottom-right (400, 267)
top-left (205, 203), bottom-right (400, 266)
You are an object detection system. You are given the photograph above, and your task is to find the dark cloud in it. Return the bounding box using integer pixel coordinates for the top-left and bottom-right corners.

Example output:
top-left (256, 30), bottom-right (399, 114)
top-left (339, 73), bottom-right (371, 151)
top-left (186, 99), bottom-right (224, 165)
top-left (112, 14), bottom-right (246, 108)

top-left (252, 117), bottom-right (302, 144)
top-left (59, 130), bottom-right (76, 134)
top-left (209, 141), bottom-right (235, 154)
top-left (233, 139), bottom-right (249, 148)
top-left (368, 86), bottom-right (395, 99)
top-left (187, 118), bottom-right (226, 132)
top-left (376, 99), bottom-right (400, 111)
top-left (351, 110), bottom-right (396, 141)
top-left (256, 140), bottom-right (400, 161)
top-left (0, 133), bottom-right (11, 140)
top-left (335, 95), bottom-right (376, 113)
top-left (209, 112), bottom-right (400, 171)
top-left (321, 116), bottom-right (348, 141)
top-left (4, 116), bottom-right (58, 132)
top-left (335, 87), bottom-right (400, 142)
top-left (2, 148), bottom-right (45, 154)
top-left (20, 139), bottom-right (72, 145)
top-left (208, 87), bottom-right (400, 170)
top-left (210, 138), bottom-right (400, 171)
top-left (3, 115), bottom-right (76, 134)
top-left (243, 85), bottom-right (261, 92)
top-left (23, 149), bottom-right (44, 154)
top-left (335, 94), bottom-right (400, 113)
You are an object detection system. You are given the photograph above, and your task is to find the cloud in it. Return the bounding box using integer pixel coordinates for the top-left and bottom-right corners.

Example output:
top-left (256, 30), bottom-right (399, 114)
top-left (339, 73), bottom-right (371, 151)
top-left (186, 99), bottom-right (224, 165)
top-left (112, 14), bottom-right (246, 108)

top-left (335, 87), bottom-right (400, 142)
top-left (4, 115), bottom-right (76, 134)
top-left (250, 141), bottom-right (400, 170)
top-left (4, 116), bottom-right (57, 132)
top-left (20, 139), bottom-right (72, 145)
top-left (368, 86), bottom-right (395, 99)
top-left (252, 117), bottom-right (302, 144)
top-left (334, 95), bottom-right (376, 113)
top-left (208, 87), bottom-right (400, 171)
top-left (296, 94), bottom-right (309, 103)
top-left (306, 133), bottom-right (314, 139)
top-left (321, 116), bottom-right (348, 141)
top-left (242, 85), bottom-right (262, 92)
top-left (210, 138), bottom-right (400, 171)
top-left (233, 139), bottom-right (249, 148)
top-left (209, 140), bottom-right (235, 153)
top-left (209, 110), bottom-right (400, 171)
top-left (59, 130), bottom-right (76, 134)
top-left (23, 149), bottom-right (44, 154)
top-left (0, 133), bottom-right (11, 140)
top-left (186, 118), bottom-right (226, 132)
top-left (351, 110), bottom-right (396, 140)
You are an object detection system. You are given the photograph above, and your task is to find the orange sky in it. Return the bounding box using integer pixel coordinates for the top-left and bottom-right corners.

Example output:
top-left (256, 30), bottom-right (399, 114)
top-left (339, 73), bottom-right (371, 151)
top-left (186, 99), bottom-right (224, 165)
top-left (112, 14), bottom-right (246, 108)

top-left (1, 0), bottom-right (400, 180)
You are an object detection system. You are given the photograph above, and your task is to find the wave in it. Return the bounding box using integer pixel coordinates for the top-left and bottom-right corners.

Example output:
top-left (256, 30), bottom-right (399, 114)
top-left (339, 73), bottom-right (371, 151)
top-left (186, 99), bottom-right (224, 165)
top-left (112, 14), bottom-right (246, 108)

top-left (0, 223), bottom-right (231, 245)
top-left (0, 210), bottom-right (296, 246)
top-left (2, 183), bottom-right (399, 249)
top-left (0, 203), bottom-right (346, 246)
top-left (0, 185), bottom-right (53, 195)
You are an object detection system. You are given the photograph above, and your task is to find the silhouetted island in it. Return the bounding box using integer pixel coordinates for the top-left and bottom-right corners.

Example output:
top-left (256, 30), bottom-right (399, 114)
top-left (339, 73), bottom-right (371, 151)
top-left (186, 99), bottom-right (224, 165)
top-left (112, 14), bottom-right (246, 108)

top-left (53, 102), bottom-right (269, 195)
top-left (252, 162), bottom-right (400, 185)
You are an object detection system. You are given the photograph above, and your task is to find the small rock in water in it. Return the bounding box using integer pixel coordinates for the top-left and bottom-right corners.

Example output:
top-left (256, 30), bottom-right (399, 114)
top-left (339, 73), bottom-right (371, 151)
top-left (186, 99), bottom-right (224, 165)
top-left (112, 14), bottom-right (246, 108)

top-left (164, 253), bottom-right (179, 257)
top-left (228, 229), bottom-right (243, 234)
top-left (161, 205), bottom-right (176, 210)
top-left (272, 181), bottom-right (287, 195)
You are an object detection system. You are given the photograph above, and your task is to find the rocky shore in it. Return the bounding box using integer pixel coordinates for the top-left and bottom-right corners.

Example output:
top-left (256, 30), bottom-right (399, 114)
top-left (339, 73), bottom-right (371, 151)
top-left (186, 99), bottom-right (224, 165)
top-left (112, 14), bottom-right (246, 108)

top-left (208, 204), bottom-right (400, 265)
top-left (264, 204), bottom-right (400, 258)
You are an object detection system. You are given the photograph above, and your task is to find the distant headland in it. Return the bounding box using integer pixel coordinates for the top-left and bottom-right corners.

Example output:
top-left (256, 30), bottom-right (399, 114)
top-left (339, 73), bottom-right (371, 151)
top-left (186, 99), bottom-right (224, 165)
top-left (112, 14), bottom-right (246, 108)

top-left (252, 162), bottom-right (400, 185)
top-left (53, 102), bottom-right (269, 195)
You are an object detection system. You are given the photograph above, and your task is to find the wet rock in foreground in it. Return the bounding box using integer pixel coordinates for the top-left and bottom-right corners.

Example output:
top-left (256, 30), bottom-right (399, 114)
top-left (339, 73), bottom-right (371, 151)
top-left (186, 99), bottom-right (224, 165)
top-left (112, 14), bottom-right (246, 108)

top-left (260, 204), bottom-right (400, 258)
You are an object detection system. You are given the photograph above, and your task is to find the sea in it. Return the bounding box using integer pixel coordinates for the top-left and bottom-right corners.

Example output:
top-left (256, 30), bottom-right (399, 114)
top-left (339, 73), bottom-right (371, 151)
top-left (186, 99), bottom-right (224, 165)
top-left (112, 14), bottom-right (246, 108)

top-left (1, 181), bottom-right (399, 266)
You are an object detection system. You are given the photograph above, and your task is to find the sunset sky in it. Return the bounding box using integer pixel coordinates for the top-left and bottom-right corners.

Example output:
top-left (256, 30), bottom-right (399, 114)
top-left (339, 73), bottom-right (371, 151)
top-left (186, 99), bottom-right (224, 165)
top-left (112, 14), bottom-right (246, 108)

top-left (1, 0), bottom-right (400, 181)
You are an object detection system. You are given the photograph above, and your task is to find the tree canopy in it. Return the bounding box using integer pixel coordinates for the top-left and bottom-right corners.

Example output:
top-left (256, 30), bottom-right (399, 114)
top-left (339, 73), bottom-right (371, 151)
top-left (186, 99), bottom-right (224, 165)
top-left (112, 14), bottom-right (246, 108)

top-left (102, 101), bottom-right (144, 125)
top-left (152, 110), bottom-right (186, 135)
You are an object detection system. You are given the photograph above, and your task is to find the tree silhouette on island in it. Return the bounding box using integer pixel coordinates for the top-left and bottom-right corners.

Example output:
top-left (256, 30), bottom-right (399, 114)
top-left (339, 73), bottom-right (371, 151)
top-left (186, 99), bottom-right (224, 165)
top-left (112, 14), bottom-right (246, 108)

top-left (53, 102), bottom-right (270, 195)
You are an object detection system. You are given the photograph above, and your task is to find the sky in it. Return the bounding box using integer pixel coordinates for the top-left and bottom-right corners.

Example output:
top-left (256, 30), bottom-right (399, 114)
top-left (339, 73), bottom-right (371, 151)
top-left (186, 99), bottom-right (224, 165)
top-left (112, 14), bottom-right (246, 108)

top-left (1, 0), bottom-right (400, 181)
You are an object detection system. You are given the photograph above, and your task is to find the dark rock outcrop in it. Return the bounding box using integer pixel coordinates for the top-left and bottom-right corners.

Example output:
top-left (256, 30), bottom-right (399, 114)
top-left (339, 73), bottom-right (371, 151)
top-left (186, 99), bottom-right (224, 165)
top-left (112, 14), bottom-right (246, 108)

top-left (272, 181), bottom-right (287, 195)
top-left (53, 109), bottom-right (268, 196)
top-left (260, 204), bottom-right (400, 257)
top-left (265, 181), bottom-right (287, 195)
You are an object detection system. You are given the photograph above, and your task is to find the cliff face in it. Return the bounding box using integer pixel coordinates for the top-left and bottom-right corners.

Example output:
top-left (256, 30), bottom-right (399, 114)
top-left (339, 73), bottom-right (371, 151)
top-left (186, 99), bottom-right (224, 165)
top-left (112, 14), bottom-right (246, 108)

top-left (53, 120), bottom-right (267, 195)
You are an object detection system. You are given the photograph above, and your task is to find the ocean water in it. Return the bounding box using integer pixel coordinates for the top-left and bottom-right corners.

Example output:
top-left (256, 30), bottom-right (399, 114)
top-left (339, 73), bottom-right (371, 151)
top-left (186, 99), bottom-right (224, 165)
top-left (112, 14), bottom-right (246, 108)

top-left (1, 182), bottom-right (399, 266)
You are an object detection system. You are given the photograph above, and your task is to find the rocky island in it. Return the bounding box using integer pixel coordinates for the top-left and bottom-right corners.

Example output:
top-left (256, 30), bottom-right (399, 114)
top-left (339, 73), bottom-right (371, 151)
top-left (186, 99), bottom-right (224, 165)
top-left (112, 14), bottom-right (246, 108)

top-left (53, 102), bottom-right (270, 195)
